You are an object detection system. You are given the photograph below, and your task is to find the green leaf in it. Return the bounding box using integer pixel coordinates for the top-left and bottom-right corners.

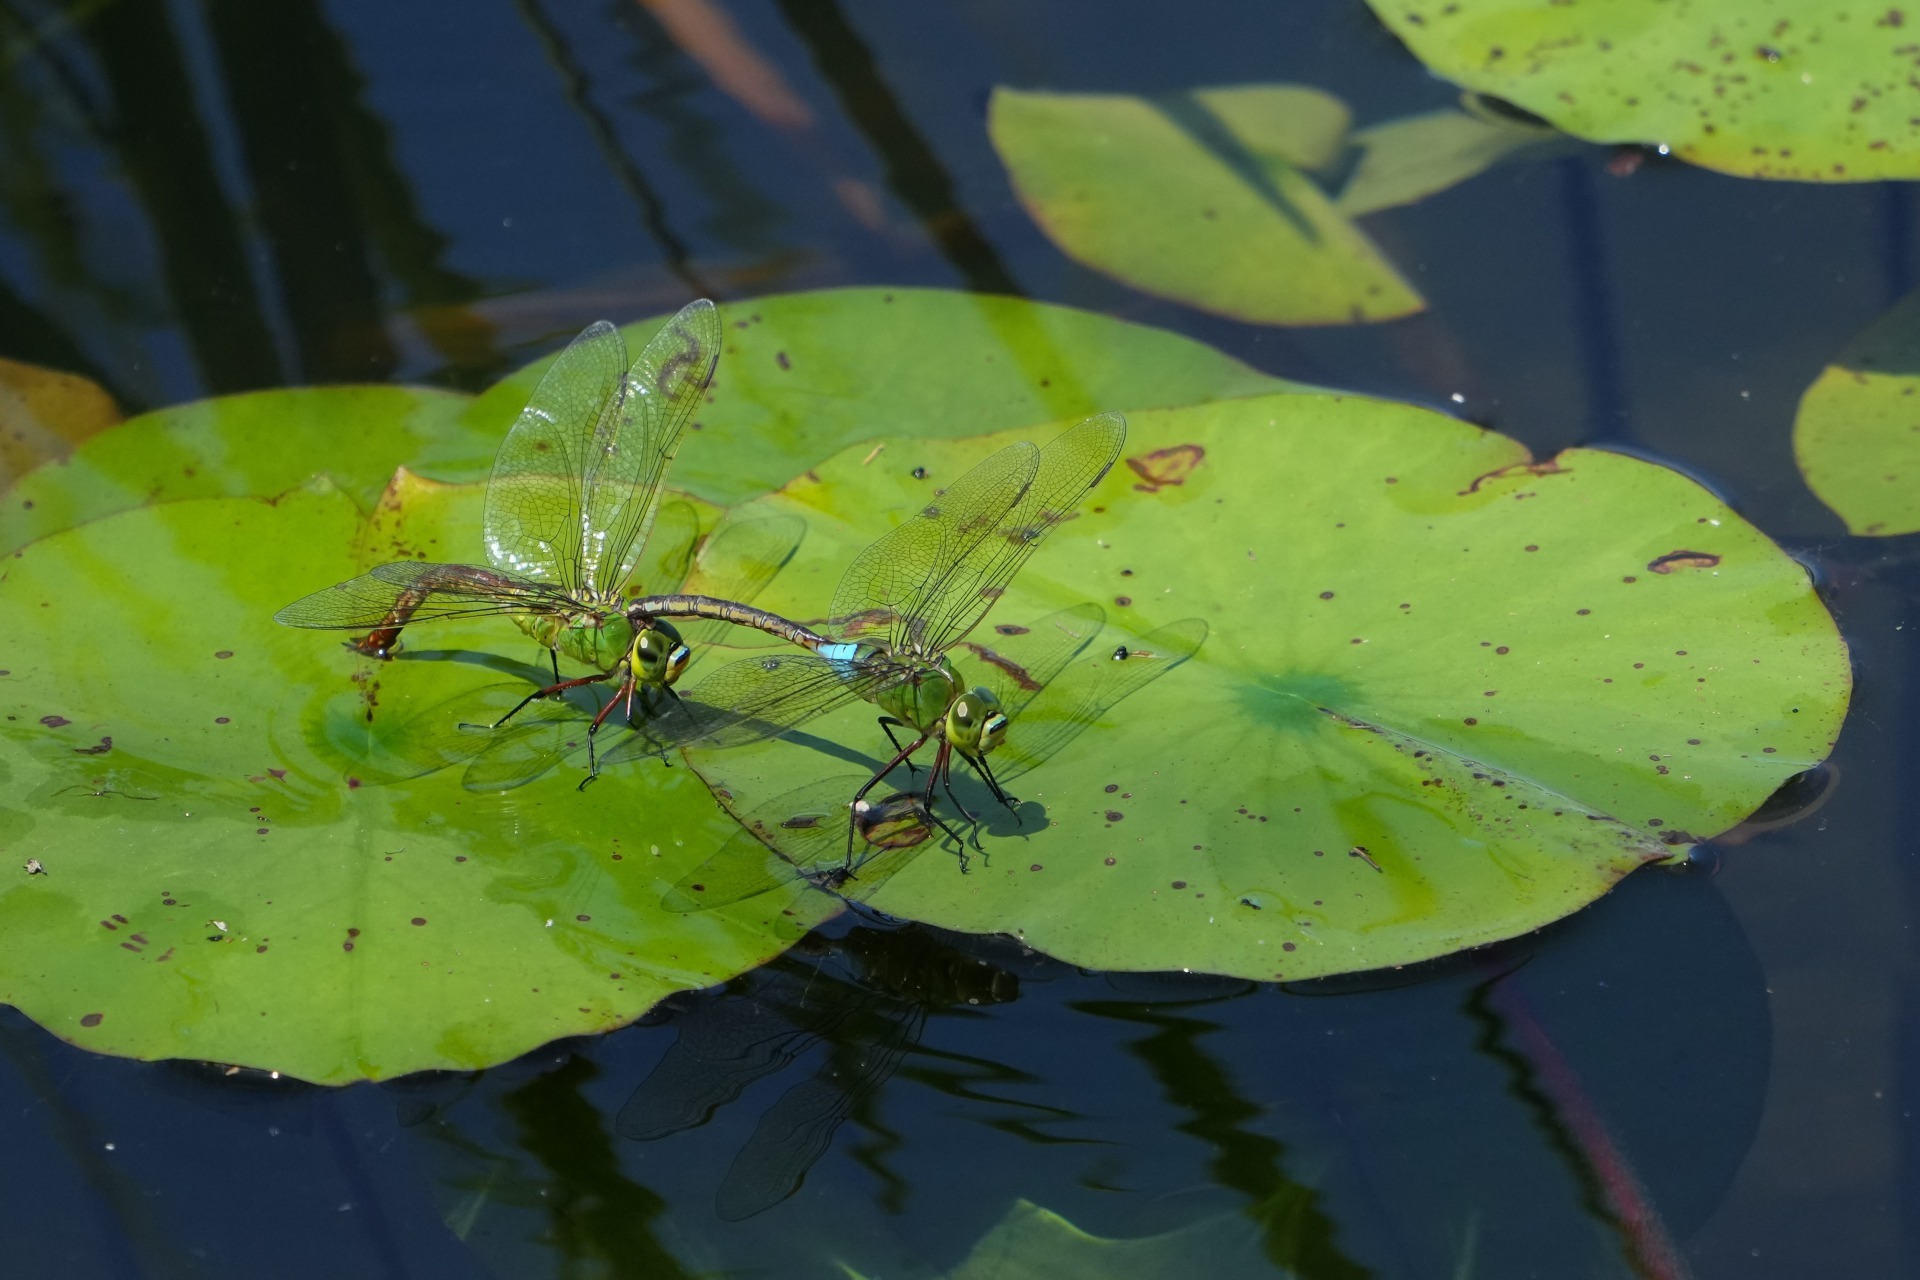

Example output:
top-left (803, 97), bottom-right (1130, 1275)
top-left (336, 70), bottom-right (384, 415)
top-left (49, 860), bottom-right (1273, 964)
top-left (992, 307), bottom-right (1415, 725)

top-left (0, 479), bottom-right (833, 1083)
top-left (687, 395), bottom-right (1849, 982)
top-left (1793, 288), bottom-right (1920, 536)
top-left (1336, 101), bottom-right (1564, 217)
top-left (0, 384), bottom-right (477, 557)
top-left (988, 86), bottom-right (1424, 326)
top-left (467, 287), bottom-right (1301, 507)
top-left (1367, 0), bottom-right (1920, 182)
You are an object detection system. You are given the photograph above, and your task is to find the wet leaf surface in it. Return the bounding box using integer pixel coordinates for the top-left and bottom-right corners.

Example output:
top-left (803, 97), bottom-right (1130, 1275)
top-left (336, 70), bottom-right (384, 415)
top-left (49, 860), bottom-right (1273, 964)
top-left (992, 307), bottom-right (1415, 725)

top-left (0, 479), bottom-right (835, 1084)
top-left (988, 86), bottom-right (1423, 325)
top-left (1368, 0), bottom-right (1920, 182)
top-left (687, 395), bottom-right (1849, 981)
top-left (1793, 287), bottom-right (1920, 535)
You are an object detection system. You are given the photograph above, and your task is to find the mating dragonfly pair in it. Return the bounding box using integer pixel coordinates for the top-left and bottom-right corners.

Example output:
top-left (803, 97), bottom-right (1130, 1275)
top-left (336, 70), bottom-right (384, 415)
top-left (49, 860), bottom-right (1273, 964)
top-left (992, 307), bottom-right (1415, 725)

top-left (277, 300), bottom-right (1201, 860)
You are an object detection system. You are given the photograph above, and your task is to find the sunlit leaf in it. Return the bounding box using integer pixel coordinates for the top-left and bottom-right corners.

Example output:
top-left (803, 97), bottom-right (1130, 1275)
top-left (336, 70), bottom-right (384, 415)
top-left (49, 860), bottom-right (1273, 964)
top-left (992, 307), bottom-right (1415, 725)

top-left (989, 85), bottom-right (1423, 325)
top-left (464, 287), bottom-right (1303, 506)
top-left (1793, 287), bottom-right (1920, 536)
top-left (1367, 0), bottom-right (1920, 181)
top-left (690, 395), bottom-right (1848, 982)
top-left (0, 480), bottom-right (833, 1084)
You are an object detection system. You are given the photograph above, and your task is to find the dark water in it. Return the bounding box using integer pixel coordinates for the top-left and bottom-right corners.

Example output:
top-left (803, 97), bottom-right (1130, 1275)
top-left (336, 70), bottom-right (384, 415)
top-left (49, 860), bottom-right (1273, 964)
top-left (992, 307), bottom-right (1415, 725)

top-left (0, 0), bottom-right (1912, 1275)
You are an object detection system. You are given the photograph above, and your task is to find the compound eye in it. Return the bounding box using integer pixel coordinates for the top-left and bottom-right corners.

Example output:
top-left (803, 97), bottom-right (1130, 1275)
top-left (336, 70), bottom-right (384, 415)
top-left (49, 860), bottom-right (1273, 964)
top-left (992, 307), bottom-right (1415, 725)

top-left (951, 697), bottom-right (975, 728)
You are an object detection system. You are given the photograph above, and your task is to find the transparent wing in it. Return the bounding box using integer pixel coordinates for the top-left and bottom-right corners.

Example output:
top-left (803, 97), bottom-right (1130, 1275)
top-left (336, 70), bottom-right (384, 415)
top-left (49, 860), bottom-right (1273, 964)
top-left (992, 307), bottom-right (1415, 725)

top-left (590, 298), bottom-right (721, 596)
top-left (916, 412), bottom-right (1127, 655)
top-left (661, 775), bottom-right (936, 913)
top-left (482, 300), bottom-right (719, 599)
top-left (615, 993), bottom-right (821, 1142)
top-left (826, 441), bottom-right (1040, 646)
top-left (993, 616), bottom-right (1208, 783)
top-left (956, 602), bottom-right (1107, 711)
top-left (482, 320), bottom-right (627, 588)
top-left (273, 561), bottom-right (580, 630)
top-left (635, 498), bottom-right (702, 602)
top-left (663, 652), bottom-right (886, 752)
top-left (676, 512), bottom-right (807, 649)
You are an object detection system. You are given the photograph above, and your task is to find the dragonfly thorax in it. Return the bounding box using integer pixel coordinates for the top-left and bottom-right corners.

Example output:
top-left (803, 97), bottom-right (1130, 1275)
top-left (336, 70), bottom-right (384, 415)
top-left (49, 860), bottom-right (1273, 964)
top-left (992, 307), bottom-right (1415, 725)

top-left (874, 656), bottom-right (962, 735)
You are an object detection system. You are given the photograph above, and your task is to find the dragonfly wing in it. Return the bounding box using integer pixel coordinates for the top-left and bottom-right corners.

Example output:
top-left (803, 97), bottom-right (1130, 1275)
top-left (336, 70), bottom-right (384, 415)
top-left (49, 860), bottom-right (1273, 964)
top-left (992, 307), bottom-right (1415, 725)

top-left (957, 602), bottom-right (1107, 714)
top-left (675, 652), bottom-right (879, 750)
top-left (615, 994), bottom-right (821, 1141)
top-left (588, 299), bottom-right (721, 598)
top-left (676, 512), bottom-right (807, 648)
top-left (993, 616), bottom-right (1208, 783)
top-left (273, 561), bottom-right (577, 629)
top-left (482, 321), bottom-right (629, 588)
top-left (918, 412), bottom-right (1127, 654)
top-left (826, 440), bottom-right (1040, 645)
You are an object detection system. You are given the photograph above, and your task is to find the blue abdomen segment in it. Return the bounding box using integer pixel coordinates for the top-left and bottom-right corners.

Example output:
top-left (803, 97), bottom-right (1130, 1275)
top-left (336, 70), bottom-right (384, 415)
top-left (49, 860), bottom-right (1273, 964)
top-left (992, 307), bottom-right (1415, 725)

top-left (819, 641), bottom-right (862, 675)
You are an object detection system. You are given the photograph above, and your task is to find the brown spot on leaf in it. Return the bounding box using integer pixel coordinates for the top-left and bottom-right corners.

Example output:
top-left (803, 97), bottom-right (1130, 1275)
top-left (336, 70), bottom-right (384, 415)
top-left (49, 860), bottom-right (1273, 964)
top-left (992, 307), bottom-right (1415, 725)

top-left (1126, 444), bottom-right (1205, 493)
top-left (79, 1013), bottom-right (103, 1028)
top-left (1648, 549), bottom-right (1721, 574)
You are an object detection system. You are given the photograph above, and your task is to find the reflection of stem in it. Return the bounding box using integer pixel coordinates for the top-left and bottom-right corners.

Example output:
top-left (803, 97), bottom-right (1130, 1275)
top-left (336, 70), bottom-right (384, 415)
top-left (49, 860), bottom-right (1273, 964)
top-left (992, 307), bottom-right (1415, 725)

top-left (1075, 999), bottom-right (1369, 1280)
top-left (514, 0), bottom-right (717, 299)
top-left (1465, 966), bottom-right (1693, 1280)
top-left (770, 0), bottom-right (1023, 296)
top-left (503, 1054), bottom-right (696, 1279)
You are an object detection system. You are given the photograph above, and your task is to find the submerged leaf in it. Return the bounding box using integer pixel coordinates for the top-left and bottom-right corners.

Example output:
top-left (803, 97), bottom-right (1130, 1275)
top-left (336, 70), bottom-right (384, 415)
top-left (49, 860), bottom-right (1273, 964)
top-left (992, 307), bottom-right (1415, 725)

top-left (691, 395), bottom-right (1848, 981)
top-left (0, 356), bottom-right (120, 490)
top-left (989, 85), bottom-right (1423, 325)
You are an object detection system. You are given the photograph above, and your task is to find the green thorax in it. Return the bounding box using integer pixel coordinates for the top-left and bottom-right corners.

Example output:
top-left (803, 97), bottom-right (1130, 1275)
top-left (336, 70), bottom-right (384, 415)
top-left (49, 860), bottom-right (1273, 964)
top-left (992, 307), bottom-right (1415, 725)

top-left (874, 655), bottom-right (962, 735)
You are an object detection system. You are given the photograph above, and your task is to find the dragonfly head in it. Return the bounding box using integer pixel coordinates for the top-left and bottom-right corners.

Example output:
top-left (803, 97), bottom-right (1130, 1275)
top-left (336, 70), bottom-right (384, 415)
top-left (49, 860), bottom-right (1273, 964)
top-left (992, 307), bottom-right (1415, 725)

top-left (632, 620), bottom-right (692, 688)
top-left (945, 685), bottom-right (1009, 756)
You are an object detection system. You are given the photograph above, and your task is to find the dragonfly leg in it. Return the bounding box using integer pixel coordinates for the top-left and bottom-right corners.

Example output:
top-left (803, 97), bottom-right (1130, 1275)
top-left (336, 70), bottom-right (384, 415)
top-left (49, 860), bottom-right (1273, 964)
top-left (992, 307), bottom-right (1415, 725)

top-left (878, 717), bottom-right (919, 775)
top-left (490, 673), bottom-right (608, 730)
top-left (930, 739), bottom-right (979, 826)
top-left (579, 674), bottom-right (636, 790)
top-left (966, 751), bottom-right (1021, 823)
top-left (847, 730), bottom-right (930, 857)
top-left (548, 648), bottom-right (561, 684)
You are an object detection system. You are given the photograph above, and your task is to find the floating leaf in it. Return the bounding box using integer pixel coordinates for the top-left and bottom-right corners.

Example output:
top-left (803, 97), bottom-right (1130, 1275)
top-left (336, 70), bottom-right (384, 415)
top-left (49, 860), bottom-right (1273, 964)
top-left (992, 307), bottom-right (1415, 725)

top-left (989, 86), bottom-right (1423, 325)
top-left (0, 385), bottom-right (475, 557)
top-left (1367, 0), bottom-right (1920, 182)
top-left (464, 287), bottom-right (1302, 506)
top-left (689, 395), bottom-right (1848, 982)
top-left (1793, 288), bottom-right (1920, 535)
top-left (0, 357), bottom-right (120, 490)
top-left (0, 479), bottom-right (834, 1083)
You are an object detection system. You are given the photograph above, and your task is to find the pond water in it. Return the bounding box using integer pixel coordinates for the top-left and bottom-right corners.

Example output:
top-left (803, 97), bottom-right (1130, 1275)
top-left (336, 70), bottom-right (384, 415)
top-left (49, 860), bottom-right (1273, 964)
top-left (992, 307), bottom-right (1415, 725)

top-left (0, 1), bottom-right (1911, 1276)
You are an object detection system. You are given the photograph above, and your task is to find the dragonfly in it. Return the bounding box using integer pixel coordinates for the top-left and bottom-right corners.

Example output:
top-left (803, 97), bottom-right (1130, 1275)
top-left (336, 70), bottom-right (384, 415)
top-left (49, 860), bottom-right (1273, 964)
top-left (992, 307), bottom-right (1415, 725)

top-left (274, 300), bottom-right (822, 777)
top-left (668, 412), bottom-right (1130, 844)
top-left (663, 607), bottom-right (1209, 916)
top-left (359, 506), bottom-right (806, 791)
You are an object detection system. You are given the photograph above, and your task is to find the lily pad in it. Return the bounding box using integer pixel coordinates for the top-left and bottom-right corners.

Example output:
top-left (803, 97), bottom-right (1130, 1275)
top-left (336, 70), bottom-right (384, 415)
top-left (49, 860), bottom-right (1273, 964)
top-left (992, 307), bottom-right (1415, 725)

top-left (0, 384), bottom-right (476, 557)
top-left (1793, 287), bottom-right (1920, 535)
top-left (468, 287), bottom-right (1302, 507)
top-left (1367, 0), bottom-right (1920, 182)
top-left (988, 85), bottom-right (1423, 325)
top-left (0, 478), bottom-right (836, 1084)
top-left (1336, 100), bottom-right (1565, 216)
top-left (687, 395), bottom-right (1848, 981)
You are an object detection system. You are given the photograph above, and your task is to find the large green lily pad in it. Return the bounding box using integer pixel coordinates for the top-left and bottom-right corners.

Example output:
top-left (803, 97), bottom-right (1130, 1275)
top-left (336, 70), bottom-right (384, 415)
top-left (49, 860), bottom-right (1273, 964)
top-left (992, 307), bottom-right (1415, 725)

top-left (1368, 0), bottom-right (1920, 181)
top-left (1794, 288), bottom-right (1920, 536)
top-left (465, 287), bottom-right (1301, 507)
top-left (0, 477), bottom-right (835, 1084)
top-left (2, 289), bottom-right (1294, 557)
top-left (688, 395), bottom-right (1848, 981)
top-left (989, 86), bottom-right (1423, 325)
